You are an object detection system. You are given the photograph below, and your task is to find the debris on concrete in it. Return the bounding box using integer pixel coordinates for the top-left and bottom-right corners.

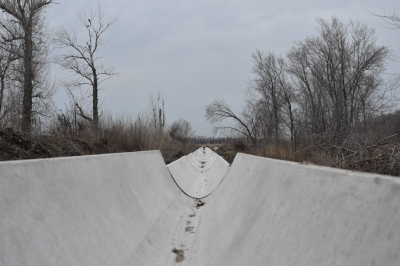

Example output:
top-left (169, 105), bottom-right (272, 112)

top-left (185, 226), bottom-right (194, 232)
top-left (196, 200), bottom-right (205, 208)
top-left (172, 248), bottom-right (185, 263)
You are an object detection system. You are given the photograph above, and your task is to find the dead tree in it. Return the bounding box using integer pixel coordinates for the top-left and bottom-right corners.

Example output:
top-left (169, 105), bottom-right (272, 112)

top-left (0, 0), bottom-right (54, 133)
top-left (54, 4), bottom-right (117, 129)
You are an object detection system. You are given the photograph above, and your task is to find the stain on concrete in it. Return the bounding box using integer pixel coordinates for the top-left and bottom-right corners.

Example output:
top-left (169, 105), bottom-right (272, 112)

top-left (172, 248), bottom-right (185, 263)
top-left (185, 226), bottom-right (194, 232)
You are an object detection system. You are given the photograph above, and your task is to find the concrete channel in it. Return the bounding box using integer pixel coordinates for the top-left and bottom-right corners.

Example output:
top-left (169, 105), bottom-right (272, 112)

top-left (1, 148), bottom-right (400, 265)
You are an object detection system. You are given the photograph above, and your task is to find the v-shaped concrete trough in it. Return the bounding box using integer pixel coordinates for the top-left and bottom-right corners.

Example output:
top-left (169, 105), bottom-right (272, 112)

top-left (1, 148), bottom-right (400, 265)
top-left (167, 147), bottom-right (230, 198)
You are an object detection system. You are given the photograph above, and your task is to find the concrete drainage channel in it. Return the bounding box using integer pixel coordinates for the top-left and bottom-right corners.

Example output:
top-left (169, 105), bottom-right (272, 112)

top-left (167, 146), bottom-right (230, 199)
top-left (168, 147), bottom-right (221, 264)
top-left (171, 198), bottom-right (206, 264)
top-left (1, 148), bottom-right (400, 265)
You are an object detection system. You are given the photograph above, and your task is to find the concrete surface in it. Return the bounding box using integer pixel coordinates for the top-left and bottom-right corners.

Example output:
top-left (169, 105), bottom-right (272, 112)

top-left (194, 153), bottom-right (400, 266)
top-left (0, 151), bottom-right (194, 266)
top-left (1, 149), bottom-right (400, 265)
top-left (167, 147), bottom-right (230, 198)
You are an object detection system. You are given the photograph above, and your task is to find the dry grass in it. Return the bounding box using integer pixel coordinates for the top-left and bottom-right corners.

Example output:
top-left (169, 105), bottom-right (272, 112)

top-left (210, 138), bottom-right (400, 177)
top-left (0, 111), bottom-right (199, 163)
top-left (3, 111), bottom-right (400, 178)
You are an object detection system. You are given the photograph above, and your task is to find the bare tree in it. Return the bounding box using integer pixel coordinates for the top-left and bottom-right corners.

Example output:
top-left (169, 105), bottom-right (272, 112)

top-left (0, 27), bottom-right (18, 122)
top-left (206, 52), bottom-right (297, 149)
top-left (206, 17), bottom-right (393, 154)
top-left (0, 0), bottom-right (54, 133)
top-left (249, 51), bottom-right (297, 149)
top-left (54, 3), bottom-right (117, 129)
top-left (169, 118), bottom-right (195, 143)
top-left (205, 99), bottom-right (259, 145)
top-left (287, 17), bottom-right (391, 144)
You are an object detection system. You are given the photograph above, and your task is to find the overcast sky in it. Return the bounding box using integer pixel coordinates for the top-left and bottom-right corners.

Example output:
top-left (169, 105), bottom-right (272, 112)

top-left (49, 0), bottom-right (400, 136)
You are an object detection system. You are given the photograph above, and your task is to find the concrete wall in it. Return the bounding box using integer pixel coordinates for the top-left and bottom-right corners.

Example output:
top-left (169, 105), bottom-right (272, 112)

top-left (1, 150), bottom-right (400, 265)
top-left (193, 153), bottom-right (400, 265)
top-left (0, 151), bottom-right (194, 266)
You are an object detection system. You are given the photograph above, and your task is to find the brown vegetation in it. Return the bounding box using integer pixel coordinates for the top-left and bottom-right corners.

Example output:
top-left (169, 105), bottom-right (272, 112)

top-left (209, 131), bottom-right (400, 177)
top-left (0, 93), bottom-right (199, 163)
top-left (0, 124), bottom-right (198, 164)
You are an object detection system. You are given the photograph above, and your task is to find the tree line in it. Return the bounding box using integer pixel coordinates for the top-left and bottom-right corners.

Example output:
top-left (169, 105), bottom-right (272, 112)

top-left (206, 16), bottom-right (400, 155)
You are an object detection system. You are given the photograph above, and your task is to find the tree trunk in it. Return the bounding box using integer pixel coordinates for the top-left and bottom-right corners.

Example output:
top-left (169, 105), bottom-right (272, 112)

top-left (288, 103), bottom-right (295, 151)
top-left (21, 22), bottom-right (34, 134)
top-left (92, 68), bottom-right (98, 129)
top-left (0, 75), bottom-right (4, 115)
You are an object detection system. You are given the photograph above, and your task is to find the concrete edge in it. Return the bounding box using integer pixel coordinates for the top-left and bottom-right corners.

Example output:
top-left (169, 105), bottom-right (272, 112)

top-left (235, 152), bottom-right (400, 183)
top-left (0, 150), bottom-right (163, 166)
